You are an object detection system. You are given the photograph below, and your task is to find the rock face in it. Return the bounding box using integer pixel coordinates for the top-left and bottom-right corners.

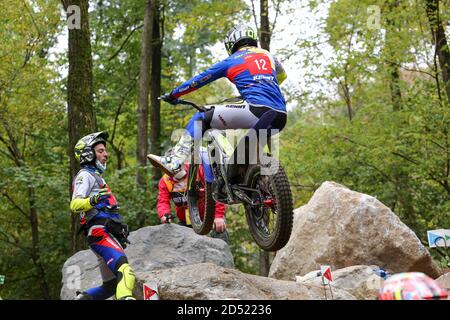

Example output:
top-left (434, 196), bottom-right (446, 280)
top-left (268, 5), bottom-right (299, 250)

top-left (269, 181), bottom-right (441, 280)
top-left (436, 272), bottom-right (450, 291)
top-left (295, 265), bottom-right (384, 300)
top-left (133, 262), bottom-right (355, 300)
top-left (60, 224), bottom-right (234, 300)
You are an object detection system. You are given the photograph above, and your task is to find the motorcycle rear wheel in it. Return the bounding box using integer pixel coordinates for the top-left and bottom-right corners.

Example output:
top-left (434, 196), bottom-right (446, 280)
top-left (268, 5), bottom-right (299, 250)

top-left (244, 162), bottom-right (294, 251)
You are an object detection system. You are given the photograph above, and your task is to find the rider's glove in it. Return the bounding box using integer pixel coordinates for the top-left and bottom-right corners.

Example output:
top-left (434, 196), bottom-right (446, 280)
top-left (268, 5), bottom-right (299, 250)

top-left (119, 224), bottom-right (130, 249)
top-left (89, 188), bottom-right (111, 207)
top-left (160, 93), bottom-right (178, 105)
top-left (162, 213), bottom-right (174, 224)
top-left (213, 218), bottom-right (226, 233)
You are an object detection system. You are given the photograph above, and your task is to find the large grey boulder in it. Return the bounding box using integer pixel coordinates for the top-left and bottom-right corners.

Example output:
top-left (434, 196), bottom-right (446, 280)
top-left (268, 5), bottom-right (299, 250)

top-left (436, 272), bottom-right (450, 291)
top-left (60, 224), bottom-right (233, 300)
top-left (133, 262), bottom-right (355, 300)
top-left (295, 265), bottom-right (384, 300)
top-left (269, 181), bottom-right (441, 280)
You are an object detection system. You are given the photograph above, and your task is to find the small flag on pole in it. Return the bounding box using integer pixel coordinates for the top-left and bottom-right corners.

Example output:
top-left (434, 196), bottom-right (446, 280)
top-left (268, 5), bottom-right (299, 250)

top-left (319, 265), bottom-right (334, 300)
top-left (320, 266), bottom-right (333, 283)
top-left (143, 281), bottom-right (159, 300)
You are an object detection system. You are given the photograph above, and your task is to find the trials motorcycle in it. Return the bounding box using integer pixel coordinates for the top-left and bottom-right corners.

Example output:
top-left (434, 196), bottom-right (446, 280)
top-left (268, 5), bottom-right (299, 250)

top-left (166, 97), bottom-right (293, 251)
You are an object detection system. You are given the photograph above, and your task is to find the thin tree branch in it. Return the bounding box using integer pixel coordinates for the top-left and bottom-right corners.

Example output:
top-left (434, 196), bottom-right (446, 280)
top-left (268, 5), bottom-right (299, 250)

top-left (335, 135), bottom-right (421, 165)
top-left (400, 65), bottom-right (436, 79)
top-left (432, 33), bottom-right (444, 104)
top-left (250, 0), bottom-right (259, 32)
top-left (108, 24), bottom-right (143, 61)
top-left (427, 139), bottom-right (450, 153)
top-left (60, 0), bottom-right (69, 11)
top-left (357, 159), bottom-right (396, 185)
top-left (21, 0), bottom-right (43, 38)
top-left (0, 121), bottom-right (23, 167)
top-left (2, 274), bottom-right (38, 284)
top-left (0, 134), bottom-right (19, 166)
top-left (111, 85), bottom-right (134, 143)
top-left (290, 182), bottom-right (316, 190)
top-left (270, 0), bottom-right (283, 32)
top-left (160, 1), bottom-right (165, 43)
top-left (335, 135), bottom-right (449, 195)
top-left (391, 152), bottom-right (421, 165)
top-left (22, 132), bottom-right (27, 162)
top-left (0, 145), bottom-right (15, 162)
top-left (373, 55), bottom-right (437, 79)
top-left (0, 230), bottom-right (30, 255)
top-left (1, 191), bottom-right (29, 219)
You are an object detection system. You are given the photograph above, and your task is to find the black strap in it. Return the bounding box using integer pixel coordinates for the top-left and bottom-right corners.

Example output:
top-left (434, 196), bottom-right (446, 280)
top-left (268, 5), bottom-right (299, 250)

top-left (80, 168), bottom-right (105, 188)
top-left (79, 218), bottom-right (110, 236)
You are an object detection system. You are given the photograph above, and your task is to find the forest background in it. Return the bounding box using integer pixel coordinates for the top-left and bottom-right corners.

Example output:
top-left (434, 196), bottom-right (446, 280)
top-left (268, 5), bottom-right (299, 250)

top-left (0, 0), bottom-right (449, 299)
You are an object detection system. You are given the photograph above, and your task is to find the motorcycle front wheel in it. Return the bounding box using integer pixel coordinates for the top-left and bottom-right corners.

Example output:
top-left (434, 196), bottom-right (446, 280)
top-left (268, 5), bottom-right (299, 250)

top-left (186, 154), bottom-right (216, 235)
top-left (244, 162), bottom-right (294, 251)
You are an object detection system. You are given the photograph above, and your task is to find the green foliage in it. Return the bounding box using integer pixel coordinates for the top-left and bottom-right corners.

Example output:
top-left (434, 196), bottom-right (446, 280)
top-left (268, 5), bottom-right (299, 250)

top-left (282, 0), bottom-right (450, 269)
top-left (106, 164), bottom-right (160, 230)
top-left (89, 0), bottom-right (247, 164)
top-left (2, 0), bottom-right (449, 300)
top-left (0, 0), bottom-right (67, 299)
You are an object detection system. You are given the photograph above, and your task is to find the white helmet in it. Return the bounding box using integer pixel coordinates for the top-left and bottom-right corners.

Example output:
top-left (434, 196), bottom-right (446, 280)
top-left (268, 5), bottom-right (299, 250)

top-left (224, 24), bottom-right (258, 55)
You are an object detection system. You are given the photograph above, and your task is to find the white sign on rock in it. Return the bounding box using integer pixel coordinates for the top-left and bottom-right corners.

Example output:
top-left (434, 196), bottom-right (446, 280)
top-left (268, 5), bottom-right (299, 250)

top-left (427, 229), bottom-right (450, 248)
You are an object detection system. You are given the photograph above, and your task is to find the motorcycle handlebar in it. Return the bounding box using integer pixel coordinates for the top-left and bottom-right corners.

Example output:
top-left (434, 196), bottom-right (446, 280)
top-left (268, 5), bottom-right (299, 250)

top-left (177, 100), bottom-right (206, 112)
top-left (158, 95), bottom-right (243, 113)
top-left (158, 96), bottom-right (205, 112)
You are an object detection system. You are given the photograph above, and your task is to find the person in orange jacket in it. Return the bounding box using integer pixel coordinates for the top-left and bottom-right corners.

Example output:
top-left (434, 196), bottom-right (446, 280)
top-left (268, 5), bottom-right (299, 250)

top-left (156, 163), bottom-right (229, 243)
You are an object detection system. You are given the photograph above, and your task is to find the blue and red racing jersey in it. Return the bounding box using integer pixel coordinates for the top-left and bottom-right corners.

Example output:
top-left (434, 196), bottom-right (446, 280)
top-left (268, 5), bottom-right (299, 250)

top-left (171, 47), bottom-right (287, 112)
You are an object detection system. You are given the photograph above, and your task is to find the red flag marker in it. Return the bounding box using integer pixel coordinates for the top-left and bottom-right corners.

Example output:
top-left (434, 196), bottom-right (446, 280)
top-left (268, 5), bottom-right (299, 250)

top-left (143, 282), bottom-right (160, 300)
top-left (323, 268), bottom-right (332, 282)
top-left (320, 265), bottom-right (333, 282)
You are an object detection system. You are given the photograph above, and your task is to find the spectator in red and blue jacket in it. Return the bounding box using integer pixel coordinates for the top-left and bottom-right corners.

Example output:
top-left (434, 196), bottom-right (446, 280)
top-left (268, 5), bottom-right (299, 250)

top-left (156, 163), bottom-right (229, 243)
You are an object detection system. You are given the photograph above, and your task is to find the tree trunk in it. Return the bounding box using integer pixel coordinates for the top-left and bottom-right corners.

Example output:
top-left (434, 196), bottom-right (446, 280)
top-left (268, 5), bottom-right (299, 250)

top-left (0, 119), bottom-right (51, 297)
top-left (258, 0), bottom-right (271, 275)
top-left (65, 0), bottom-right (96, 253)
top-left (259, 250), bottom-right (270, 276)
top-left (109, 140), bottom-right (125, 170)
top-left (425, 0), bottom-right (450, 103)
top-left (150, 2), bottom-right (162, 183)
top-left (28, 186), bottom-right (50, 299)
top-left (136, 0), bottom-right (156, 227)
top-left (342, 80), bottom-right (353, 121)
top-left (385, 1), bottom-right (403, 111)
top-left (259, 0), bottom-right (270, 51)
top-left (388, 68), bottom-right (402, 111)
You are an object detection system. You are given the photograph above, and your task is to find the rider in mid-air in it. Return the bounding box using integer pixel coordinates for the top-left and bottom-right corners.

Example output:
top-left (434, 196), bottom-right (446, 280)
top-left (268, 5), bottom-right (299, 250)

top-left (147, 24), bottom-right (287, 178)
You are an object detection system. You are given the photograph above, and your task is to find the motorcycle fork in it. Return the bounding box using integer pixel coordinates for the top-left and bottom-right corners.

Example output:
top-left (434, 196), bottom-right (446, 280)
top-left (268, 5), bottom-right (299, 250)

top-left (207, 138), bottom-right (235, 204)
